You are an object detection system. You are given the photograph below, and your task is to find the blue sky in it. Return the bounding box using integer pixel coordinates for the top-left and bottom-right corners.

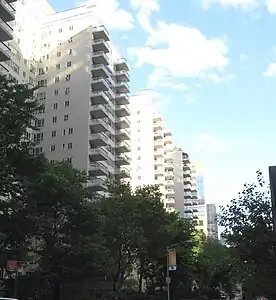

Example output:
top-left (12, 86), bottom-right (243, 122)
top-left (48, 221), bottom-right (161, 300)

top-left (48, 0), bottom-right (276, 205)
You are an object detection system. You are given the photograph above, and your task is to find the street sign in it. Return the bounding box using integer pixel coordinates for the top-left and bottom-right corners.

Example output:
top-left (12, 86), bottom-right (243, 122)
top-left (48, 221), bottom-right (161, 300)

top-left (168, 249), bottom-right (177, 271)
top-left (166, 277), bottom-right (171, 284)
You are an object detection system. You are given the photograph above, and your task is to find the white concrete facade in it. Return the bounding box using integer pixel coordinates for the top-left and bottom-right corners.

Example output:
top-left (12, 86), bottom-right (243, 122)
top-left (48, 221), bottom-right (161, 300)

top-left (182, 152), bottom-right (208, 235)
top-left (2, 0), bottom-right (131, 193)
top-left (130, 91), bottom-right (184, 213)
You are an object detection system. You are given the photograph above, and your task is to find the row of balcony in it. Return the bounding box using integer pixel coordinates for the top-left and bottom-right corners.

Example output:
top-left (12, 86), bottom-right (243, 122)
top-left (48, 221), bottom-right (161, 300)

top-left (91, 91), bottom-right (129, 107)
top-left (89, 147), bottom-right (130, 165)
top-left (0, 0), bottom-right (15, 23)
top-left (91, 77), bottom-right (130, 95)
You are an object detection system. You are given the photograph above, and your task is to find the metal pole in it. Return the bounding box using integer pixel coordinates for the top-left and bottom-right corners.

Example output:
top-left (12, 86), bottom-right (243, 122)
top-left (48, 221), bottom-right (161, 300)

top-left (167, 248), bottom-right (170, 300)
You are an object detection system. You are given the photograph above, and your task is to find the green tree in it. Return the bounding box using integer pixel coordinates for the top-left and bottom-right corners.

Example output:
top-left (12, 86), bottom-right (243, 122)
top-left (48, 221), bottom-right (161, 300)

top-left (24, 161), bottom-right (107, 300)
top-left (0, 78), bottom-right (40, 198)
top-left (219, 170), bottom-right (276, 299)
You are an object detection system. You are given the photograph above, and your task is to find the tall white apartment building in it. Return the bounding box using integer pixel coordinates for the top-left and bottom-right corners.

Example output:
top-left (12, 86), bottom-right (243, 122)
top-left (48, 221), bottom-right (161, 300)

top-left (130, 91), bottom-right (183, 212)
top-left (0, 0), bottom-right (16, 76)
top-left (3, 0), bottom-right (131, 193)
top-left (182, 153), bottom-right (207, 234)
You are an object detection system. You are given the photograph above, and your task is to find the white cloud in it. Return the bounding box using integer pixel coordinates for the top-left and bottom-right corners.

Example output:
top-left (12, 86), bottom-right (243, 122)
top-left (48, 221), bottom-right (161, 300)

top-left (130, 0), bottom-right (160, 32)
top-left (203, 0), bottom-right (276, 13)
top-left (203, 72), bottom-right (234, 83)
top-left (267, 0), bottom-right (276, 12)
top-left (127, 21), bottom-right (229, 79)
top-left (202, 0), bottom-right (260, 10)
top-left (77, 0), bottom-right (134, 30)
top-left (191, 134), bottom-right (225, 153)
top-left (264, 62), bottom-right (276, 77)
top-left (147, 68), bottom-right (188, 90)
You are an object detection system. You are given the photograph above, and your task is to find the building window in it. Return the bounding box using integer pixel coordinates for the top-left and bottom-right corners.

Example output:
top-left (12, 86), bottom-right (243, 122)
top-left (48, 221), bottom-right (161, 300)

top-left (66, 61), bottom-right (72, 67)
top-left (137, 147), bottom-right (141, 151)
top-left (54, 89), bottom-right (59, 96)
top-left (68, 128), bottom-right (73, 134)
top-left (65, 74), bottom-right (71, 81)
top-left (64, 100), bottom-right (70, 107)
top-left (137, 110), bottom-right (140, 114)
top-left (137, 156), bottom-right (141, 160)
top-left (50, 145), bottom-right (56, 152)
top-left (68, 142), bottom-right (72, 149)
top-left (53, 103), bottom-right (58, 110)
top-left (68, 49), bottom-right (72, 55)
top-left (137, 120), bottom-right (140, 123)
top-left (58, 40), bottom-right (62, 45)
top-left (34, 147), bottom-right (43, 155)
top-left (34, 133), bottom-right (43, 142)
top-left (58, 28), bottom-right (62, 33)
top-left (65, 87), bottom-right (70, 94)
top-left (37, 92), bottom-right (46, 100)
top-left (52, 130), bottom-right (56, 137)
top-left (69, 25), bottom-right (73, 30)
top-left (55, 77), bottom-right (59, 83)
top-left (37, 79), bottom-right (47, 87)
top-left (35, 119), bottom-right (44, 128)
top-left (199, 220), bottom-right (204, 226)
top-left (47, 54), bottom-right (49, 60)
top-left (52, 116), bottom-right (57, 123)
top-left (68, 37), bottom-right (73, 43)
top-left (57, 51), bottom-right (61, 57)
top-left (64, 115), bottom-right (69, 121)
top-left (138, 176), bottom-right (141, 180)
top-left (56, 64), bottom-right (61, 70)
top-left (62, 143), bottom-right (66, 150)
top-left (63, 129), bottom-right (66, 136)
top-left (38, 68), bottom-right (44, 75)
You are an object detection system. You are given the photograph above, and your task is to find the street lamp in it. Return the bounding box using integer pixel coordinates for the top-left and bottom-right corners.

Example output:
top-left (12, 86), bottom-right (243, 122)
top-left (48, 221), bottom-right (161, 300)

top-left (166, 240), bottom-right (193, 300)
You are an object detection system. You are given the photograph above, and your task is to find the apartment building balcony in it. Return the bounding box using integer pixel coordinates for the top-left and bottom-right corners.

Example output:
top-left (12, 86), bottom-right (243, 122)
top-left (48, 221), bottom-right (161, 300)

top-left (91, 77), bottom-right (111, 92)
top-left (115, 81), bottom-right (130, 94)
top-left (115, 128), bottom-right (130, 141)
top-left (92, 38), bottom-right (110, 53)
top-left (92, 64), bottom-right (110, 78)
top-left (91, 91), bottom-right (115, 107)
top-left (90, 132), bottom-right (109, 146)
top-left (154, 130), bottom-right (163, 139)
top-left (115, 166), bottom-right (130, 179)
top-left (154, 168), bottom-right (164, 176)
top-left (115, 140), bottom-right (131, 153)
top-left (114, 58), bottom-right (130, 72)
top-left (115, 154), bottom-right (130, 166)
top-left (89, 162), bottom-right (109, 177)
top-left (92, 51), bottom-right (109, 65)
top-left (166, 189), bottom-right (175, 197)
top-left (90, 118), bottom-right (110, 133)
top-left (115, 116), bottom-right (130, 129)
top-left (87, 177), bottom-right (106, 191)
top-left (92, 25), bottom-right (110, 42)
top-left (0, 21), bottom-right (12, 41)
top-left (165, 180), bottom-right (174, 187)
top-left (0, 0), bottom-right (15, 22)
top-left (184, 191), bottom-right (192, 198)
top-left (183, 170), bottom-right (191, 177)
top-left (153, 122), bottom-right (162, 131)
top-left (184, 184), bottom-right (192, 191)
top-left (115, 93), bottom-right (130, 105)
top-left (165, 172), bottom-right (174, 180)
top-left (154, 158), bottom-right (163, 166)
top-left (90, 104), bottom-right (114, 120)
top-left (89, 147), bottom-right (109, 161)
top-left (115, 70), bottom-right (130, 82)
top-left (154, 139), bottom-right (163, 149)
top-left (0, 41), bottom-right (10, 61)
top-left (115, 104), bottom-right (130, 117)
top-left (154, 149), bottom-right (163, 158)
top-left (184, 208), bottom-right (193, 214)
top-left (0, 62), bottom-right (8, 77)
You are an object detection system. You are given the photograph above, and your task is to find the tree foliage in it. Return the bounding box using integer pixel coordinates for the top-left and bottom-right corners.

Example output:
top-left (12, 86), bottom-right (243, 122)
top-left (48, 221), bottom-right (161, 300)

top-left (0, 79), bottom-right (238, 300)
top-left (219, 170), bottom-right (276, 299)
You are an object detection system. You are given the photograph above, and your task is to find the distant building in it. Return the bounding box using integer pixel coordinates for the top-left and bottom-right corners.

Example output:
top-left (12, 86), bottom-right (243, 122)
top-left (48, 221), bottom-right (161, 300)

top-left (207, 204), bottom-right (219, 240)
